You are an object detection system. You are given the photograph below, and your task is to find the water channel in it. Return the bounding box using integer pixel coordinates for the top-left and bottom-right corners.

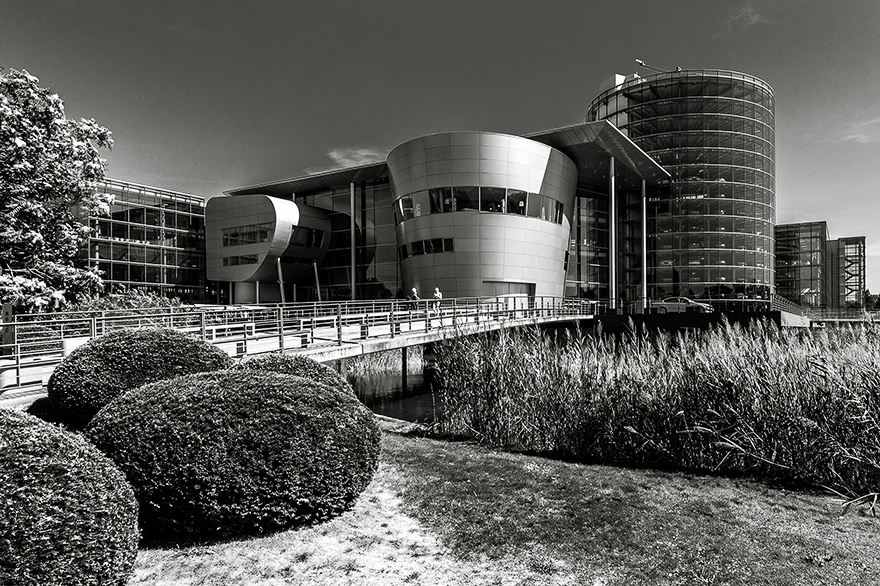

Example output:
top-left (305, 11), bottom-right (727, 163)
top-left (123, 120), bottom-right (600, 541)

top-left (347, 370), bottom-right (437, 423)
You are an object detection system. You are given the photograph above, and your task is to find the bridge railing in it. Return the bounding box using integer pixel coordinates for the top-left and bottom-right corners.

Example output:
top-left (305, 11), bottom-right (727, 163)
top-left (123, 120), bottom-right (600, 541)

top-left (1, 296), bottom-right (596, 392)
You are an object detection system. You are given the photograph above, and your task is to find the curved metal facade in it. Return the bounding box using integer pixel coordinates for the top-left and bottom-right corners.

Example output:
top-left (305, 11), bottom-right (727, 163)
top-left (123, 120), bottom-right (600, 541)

top-left (587, 70), bottom-right (775, 306)
top-left (205, 194), bottom-right (332, 284)
top-left (387, 132), bottom-right (577, 298)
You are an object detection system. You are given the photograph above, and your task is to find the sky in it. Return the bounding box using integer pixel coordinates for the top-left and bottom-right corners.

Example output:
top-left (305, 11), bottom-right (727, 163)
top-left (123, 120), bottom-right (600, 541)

top-left (2, 0), bottom-right (880, 291)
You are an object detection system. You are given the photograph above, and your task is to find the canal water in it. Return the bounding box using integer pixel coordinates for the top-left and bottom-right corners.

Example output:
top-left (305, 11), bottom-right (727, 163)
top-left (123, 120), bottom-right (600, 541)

top-left (348, 371), bottom-right (437, 423)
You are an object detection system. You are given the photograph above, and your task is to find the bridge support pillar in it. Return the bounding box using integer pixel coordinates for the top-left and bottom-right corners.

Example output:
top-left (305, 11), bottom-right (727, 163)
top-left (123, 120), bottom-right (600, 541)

top-left (401, 346), bottom-right (408, 389)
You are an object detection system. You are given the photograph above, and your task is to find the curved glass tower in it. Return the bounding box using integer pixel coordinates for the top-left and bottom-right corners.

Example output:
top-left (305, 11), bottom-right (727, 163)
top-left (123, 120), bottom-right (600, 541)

top-left (587, 69), bottom-right (775, 309)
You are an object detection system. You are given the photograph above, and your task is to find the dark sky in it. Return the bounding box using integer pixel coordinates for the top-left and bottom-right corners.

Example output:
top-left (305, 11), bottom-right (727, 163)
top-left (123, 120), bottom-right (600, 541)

top-left (3, 0), bottom-right (880, 290)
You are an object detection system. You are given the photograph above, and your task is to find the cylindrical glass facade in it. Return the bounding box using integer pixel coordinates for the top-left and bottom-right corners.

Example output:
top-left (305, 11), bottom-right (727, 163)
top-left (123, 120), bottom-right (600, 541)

top-left (587, 70), bottom-right (775, 308)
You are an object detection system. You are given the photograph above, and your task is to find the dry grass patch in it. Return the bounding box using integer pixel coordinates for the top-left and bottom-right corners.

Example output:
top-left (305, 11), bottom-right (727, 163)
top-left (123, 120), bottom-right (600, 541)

top-left (131, 420), bottom-right (879, 586)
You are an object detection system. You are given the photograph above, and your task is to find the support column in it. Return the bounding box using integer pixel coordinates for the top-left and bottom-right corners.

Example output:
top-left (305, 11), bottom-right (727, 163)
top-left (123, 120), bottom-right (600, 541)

top-left (641, 179), bottom-right (648, 313)
top-left (277, 257), bottom-right (286, 304)
top-left (313, 261), bottom-right (322, 302)
top-left (609, 157), bottom-right (617, 310)
top-left (350, 182), bottom-right (356, 301)
top-left (401, 346), bottom-right (408, 389)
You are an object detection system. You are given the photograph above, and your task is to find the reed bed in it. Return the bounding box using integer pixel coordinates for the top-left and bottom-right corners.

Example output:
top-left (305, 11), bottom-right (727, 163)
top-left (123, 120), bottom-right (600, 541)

top-left (432, 319), bottom-right (880, 504)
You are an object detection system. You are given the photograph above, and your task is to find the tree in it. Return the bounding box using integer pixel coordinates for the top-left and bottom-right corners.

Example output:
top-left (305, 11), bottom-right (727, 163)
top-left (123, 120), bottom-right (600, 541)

top-left (0, 68), bottom-right (112, 312)
top-left (864, 289), bottom-right (878, 311)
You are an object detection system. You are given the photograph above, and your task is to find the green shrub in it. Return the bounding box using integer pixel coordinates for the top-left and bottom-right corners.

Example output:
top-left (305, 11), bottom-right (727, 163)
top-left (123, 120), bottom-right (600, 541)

top-left (234, 352), bottom-right (354, 395)
top-left (86, 369), bottom-right (380, 542)
top-left (0, 408), bottom-right (138, 586)
top-left (47, 327), bottom-right (233, 427)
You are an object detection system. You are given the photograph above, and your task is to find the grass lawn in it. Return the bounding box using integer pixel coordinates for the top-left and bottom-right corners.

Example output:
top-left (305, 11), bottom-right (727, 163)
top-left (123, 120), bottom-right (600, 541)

top-left (132, 417), bottom-right (879, 586)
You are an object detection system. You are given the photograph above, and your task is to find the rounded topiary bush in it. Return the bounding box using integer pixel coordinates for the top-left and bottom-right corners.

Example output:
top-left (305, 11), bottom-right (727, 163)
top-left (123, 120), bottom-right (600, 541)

top-left (86, 369), bottom-right (380, 542)
top-left (48, 327), bottom-right (233, 427)
top-left (234, 352), bottom-right (355, 395)
top-left (0, 408), bottom-right (138, 586)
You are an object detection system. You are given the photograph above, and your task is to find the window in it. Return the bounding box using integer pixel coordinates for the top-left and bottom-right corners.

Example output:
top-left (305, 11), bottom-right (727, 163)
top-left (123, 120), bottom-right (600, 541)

top-left (507, 190), bottom-right (527, 215)
top-left (453, 187), bottom-right (479, 211)
top-left (222, 223), bottom-right (274, 246)
top-left (480, 187), bottom-right (506, 213)
top-left (222, 254), bottom-right (259, 266)
top-left (429, 187), bottom-right (453, 213)
top-left (290, 227), bottom-right (325, 248)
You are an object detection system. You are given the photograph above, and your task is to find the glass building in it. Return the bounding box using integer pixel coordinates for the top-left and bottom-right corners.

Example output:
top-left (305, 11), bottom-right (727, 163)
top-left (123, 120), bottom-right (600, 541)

top-left (587, 69), bottom-right (776, 309)
top-left (775, 221), bottom-right (866, 309)
top-left (828, 236), bottom-right (866, 309)
top-left (775, 221), bottom-right (827, 307)
top-left (86, 178), bottom-right (209, 302)
top-left (211, 124), bottom-right (667, 305)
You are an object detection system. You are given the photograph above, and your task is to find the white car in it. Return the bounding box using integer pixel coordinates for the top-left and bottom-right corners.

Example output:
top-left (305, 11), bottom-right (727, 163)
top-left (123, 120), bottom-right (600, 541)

top-left (652, 297), bottom-right (714, 313)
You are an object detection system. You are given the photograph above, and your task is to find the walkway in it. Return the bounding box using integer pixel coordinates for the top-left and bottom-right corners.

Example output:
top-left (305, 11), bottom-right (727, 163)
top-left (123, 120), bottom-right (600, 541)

top-left (0, 296), bottom-right (596, 401)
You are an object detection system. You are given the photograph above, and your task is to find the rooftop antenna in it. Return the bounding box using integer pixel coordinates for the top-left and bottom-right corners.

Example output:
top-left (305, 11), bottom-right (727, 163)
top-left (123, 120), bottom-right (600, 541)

top-left (635, 59), bottom-right (682, 73)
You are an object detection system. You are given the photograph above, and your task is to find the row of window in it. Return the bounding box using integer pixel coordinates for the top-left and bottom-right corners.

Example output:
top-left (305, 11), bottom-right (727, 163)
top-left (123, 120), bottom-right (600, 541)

top-left (398, 237), bottom-right (455, 260)
top-left (93, 243), bottom-right (201, 267)
top-left (652, 199), bottom-right (775, 221)
top-left (655, 236), bottom-right (772, 252)
top-left (97, 262), bottom-right (204, 286)
top-left (394, 187), bottom-right (565, 225)
top-left (634, 131), bottom-right (775, 157)
top-left (222, 223), bottom-right (274, 247)
top-left (222, 255), bottom-right (259, 266)
top-left (616, 100), bottom-right (775, 128)
top-left (652, 267), bottom-right (773, 284)
top-left (660, 149), bottom-right (774, 172)
top-left (655, 216), bottom-right (772, 234)
top-left (593, 75), bottom-right (774, 109)
top-left (289, 226), bottom-right (325, 249)
top-left (99, 185), bottom-right (204, 216)
top-left (94, 219), bottom-right (203, 242)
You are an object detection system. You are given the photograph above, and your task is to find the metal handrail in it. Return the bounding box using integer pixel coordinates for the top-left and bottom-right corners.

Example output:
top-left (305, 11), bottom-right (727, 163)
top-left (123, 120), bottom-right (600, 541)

top-left (1, 296), bottom-right (596, 393)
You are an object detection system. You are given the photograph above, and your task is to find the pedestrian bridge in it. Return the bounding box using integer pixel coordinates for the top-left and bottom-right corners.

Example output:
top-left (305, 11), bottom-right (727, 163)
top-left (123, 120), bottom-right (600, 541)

top-left (0, 296), bottom-right (597, 400)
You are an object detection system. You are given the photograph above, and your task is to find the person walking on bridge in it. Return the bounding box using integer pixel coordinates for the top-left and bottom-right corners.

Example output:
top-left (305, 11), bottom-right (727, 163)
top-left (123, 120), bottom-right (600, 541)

top-left (432, 287), bottom-right (443, 314)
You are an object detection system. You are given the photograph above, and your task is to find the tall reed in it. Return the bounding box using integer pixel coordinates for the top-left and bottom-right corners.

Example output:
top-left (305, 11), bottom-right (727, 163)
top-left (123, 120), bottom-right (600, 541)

top-left (433, 319), bottom-right (880, 500)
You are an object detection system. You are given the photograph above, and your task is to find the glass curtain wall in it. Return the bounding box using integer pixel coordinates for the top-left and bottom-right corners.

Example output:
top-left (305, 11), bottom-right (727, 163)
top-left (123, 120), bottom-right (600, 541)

top-left (88, 179), bottom-right (208, 302)
top-left (567, 187), bottom-right (609, 299)
top-left (587, 70), bottom-right (775, 310)
top-left (828, 237), bottom-right (866, 309)
top-left (296, 178), bottom-right (399, 301)
top-left (774, 222), bottom-right (828, 308)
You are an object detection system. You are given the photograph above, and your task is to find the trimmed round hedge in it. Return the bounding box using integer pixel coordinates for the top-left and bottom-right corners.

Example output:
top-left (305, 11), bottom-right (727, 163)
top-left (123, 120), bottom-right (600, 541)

top-left (0, 409), bottom-right (138, 586)
top-left (86, 369), bottom-right (380, 542)
top-left (234, 352), bottom-right (355, 395)
top-left (48, 327), bottom-right (233, 427)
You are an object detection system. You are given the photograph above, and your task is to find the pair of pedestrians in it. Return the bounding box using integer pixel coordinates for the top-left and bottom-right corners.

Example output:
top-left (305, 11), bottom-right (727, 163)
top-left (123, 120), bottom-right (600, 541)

top-left (408, 287), bottom-right (443, 312)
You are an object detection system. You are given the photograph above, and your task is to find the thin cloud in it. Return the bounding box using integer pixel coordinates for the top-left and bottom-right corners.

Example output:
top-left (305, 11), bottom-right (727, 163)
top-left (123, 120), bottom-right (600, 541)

top-left (305, 147), bottom-right (387, 174)
top-left (833, 117), bottom-right (880, 145)
top-left (715, 2), bottom-right (772, 36)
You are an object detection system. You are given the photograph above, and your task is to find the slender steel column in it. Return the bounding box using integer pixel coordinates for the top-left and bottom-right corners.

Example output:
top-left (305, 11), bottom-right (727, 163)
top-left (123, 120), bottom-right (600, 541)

top-left (609, 157), bottom-right (617, 310)
top-left (313, 261), bottom-right (322, 302)
top-left (350, 182), bottom-right (356, 300)
top-left (641, 179), bottom-right (648, 312)
top-left (276, 257), bottom-right (286, 304)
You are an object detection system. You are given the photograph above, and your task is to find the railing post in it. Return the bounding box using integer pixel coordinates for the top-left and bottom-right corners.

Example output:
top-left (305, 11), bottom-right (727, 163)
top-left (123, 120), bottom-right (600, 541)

top-left (277, 307), bottom-right (284, 351)
top-left (337, 303), bottom-right (343, 345)
top-left (200, 312), bottom-right (206, 341)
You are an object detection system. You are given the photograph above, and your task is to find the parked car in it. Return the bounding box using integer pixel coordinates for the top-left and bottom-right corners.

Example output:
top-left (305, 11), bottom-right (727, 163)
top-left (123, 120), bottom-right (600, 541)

top-left (651, 297), bottom-right (714, 313)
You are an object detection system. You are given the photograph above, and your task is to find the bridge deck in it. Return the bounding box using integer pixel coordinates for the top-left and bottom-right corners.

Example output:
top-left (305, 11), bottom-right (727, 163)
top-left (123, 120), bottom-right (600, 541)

top-left (0, 297), bottom-right (596, 401)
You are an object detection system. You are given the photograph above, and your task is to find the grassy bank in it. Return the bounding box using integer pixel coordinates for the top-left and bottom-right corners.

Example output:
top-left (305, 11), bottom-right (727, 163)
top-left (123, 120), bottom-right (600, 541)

top-left (132, 421), bottom-right (878, 585)
top-left (432, 320), bottom-right (880, 502)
